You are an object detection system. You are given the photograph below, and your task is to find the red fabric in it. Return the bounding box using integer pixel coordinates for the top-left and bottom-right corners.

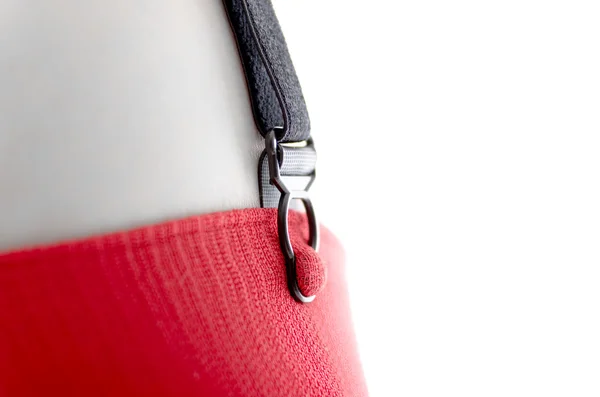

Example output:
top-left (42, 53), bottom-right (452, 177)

top-left (293, 234), bottom-right (327, 298)
top-left (0, 209), bottom-right (367, 396)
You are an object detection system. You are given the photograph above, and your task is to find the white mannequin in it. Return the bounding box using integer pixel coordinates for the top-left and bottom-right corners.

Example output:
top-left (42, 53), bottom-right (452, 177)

top-left (0, 0), bottom-right (263, 251)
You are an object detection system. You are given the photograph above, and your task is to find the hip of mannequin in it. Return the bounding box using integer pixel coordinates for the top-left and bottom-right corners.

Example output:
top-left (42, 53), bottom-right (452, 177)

top-left (0, 1), bottom-right (263, 252)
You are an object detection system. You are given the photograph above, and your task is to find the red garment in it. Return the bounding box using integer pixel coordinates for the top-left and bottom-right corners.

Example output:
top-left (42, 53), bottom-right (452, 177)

top-left (0, 209), bottom-right (367, 396)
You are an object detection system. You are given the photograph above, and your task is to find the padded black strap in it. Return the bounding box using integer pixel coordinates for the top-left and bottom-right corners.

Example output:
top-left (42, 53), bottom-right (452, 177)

top-left (224, 1), bottom-right (321, 302)
top-left (223, 0), bottom-right (311, 143)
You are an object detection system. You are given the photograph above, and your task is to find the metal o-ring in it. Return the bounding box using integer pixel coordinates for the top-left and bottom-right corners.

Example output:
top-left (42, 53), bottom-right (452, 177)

top-left (277, 190), bottom-right (320, 303)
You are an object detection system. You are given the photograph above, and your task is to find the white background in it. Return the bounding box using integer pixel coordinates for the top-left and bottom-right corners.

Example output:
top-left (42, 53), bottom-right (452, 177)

top-left (276, 1), bottom-right (600, 396)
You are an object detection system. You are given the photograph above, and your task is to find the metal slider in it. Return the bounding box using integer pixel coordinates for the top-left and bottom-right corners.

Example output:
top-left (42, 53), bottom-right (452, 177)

top-left (265, 130), bottom-right (320, 303)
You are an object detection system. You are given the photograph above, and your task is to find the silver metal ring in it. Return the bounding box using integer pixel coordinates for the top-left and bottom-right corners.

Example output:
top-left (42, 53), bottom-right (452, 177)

top-left (278, 191), bottom-right (320, 303)
top-left (265, 130), bottom-right (320, 303)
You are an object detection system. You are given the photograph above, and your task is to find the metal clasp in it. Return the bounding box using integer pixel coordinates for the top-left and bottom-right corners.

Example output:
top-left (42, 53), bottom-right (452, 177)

top-left (265, 130), bottom-right (320, 303)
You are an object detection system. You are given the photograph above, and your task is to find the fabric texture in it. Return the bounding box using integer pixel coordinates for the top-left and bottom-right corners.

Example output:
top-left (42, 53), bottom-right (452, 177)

top-left (0, 209), bottom-right (367, 396)
top-left (223, 0), bottom-right (311, 143)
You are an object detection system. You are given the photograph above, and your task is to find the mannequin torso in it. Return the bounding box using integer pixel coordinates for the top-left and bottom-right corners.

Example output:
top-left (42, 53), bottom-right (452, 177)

top-left (0, 0), bottom-right (262, 251)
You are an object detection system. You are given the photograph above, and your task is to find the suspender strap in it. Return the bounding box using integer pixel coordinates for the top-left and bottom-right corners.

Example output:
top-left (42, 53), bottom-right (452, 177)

top-left (224, 0), bottom-right (322, 303)
top-left (223, 0), bottom-right (311, 143)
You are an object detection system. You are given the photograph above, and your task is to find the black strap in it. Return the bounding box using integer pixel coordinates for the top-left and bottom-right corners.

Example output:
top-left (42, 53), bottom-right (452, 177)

top-left (223, 0), bottom-right (311, 143)
top-left (224, 0), bottom-right (321, 303)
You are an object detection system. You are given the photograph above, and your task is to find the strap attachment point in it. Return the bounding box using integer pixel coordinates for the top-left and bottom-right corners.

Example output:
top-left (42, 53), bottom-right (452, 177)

top-left (265, 130), bottom-right (320, 303)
